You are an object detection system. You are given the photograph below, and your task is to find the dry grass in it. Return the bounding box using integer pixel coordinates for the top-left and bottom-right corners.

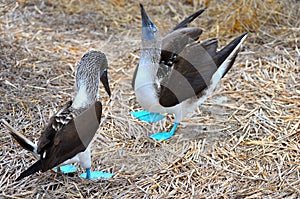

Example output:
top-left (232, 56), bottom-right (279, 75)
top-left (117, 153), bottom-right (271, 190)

top-left (1, 0), bottom-right (299, 198)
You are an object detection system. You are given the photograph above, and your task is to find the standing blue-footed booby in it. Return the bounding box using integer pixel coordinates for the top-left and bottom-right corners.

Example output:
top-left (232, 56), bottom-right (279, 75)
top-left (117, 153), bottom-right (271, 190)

top-left (2, 51), bottom-right (113, 180)
top-left (132, 4), bottom-right (248, 141)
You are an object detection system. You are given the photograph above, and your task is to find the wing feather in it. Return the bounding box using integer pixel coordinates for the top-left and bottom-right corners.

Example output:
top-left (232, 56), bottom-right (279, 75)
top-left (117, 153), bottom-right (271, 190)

top-left (38, 101), bottom-right (102, 171)
top-left (159, 39), bottom-right (219, 107)
top-left (16, 101), bottom-right (103, 179)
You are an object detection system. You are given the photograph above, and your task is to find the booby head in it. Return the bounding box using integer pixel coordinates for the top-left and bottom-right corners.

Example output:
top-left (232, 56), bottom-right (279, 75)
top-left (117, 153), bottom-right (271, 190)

top-left (139, 4), bottom-right (162, 66)
top-left (140, 3), bottom-right (158, 41)
top-left (73, 51), bottom-right (111, 109)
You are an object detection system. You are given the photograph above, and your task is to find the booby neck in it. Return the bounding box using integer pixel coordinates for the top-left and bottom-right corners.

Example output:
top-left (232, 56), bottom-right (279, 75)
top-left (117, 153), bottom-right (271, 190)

top-left (136, 42), bottom-right (161, 82)
top-left (72, 51), bottom-right (110, 109)
top-left (134, 47), bottom-right (165, 113)
top-left (72, 80), bottom-right (98, 109)
top-left (136, 4), bottom-right (162, 85)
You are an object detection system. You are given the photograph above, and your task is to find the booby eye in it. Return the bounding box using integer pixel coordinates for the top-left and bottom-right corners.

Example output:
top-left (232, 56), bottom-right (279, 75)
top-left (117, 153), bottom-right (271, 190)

top-left (152, 26), bottom-right (157, 33)
top-left (150, 24), bottom-right (157, 33)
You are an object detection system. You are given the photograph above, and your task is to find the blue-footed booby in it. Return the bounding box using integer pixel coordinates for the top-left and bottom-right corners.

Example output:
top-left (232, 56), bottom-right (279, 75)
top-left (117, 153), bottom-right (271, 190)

top-left (2, 50), bottom-right (113, 180)
top-left (132, 4), bottom-right (248, 141)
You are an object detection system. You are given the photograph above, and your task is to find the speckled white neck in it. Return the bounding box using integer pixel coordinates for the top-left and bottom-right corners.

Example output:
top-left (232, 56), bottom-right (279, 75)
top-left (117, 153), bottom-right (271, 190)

top-left (134, 54), bottom-right (161, 110)
top-left (72, 82), bottom-right (89, 109)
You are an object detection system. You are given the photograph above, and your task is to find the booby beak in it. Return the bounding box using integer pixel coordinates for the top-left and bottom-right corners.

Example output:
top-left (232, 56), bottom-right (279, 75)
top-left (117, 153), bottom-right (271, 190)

top-left (140, 3), bottom-right (157, 40)
top-left (100, 70), bottom-right (111, 97)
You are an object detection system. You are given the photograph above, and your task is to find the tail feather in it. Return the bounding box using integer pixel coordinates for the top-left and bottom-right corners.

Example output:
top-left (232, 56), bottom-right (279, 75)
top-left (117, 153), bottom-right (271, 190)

top-left (1, 119), bottom-right (38, 155)
top-left (214, 33), bottom-right (248, 73)
top-left (212, 33), bottom-right (248, 78)
top-left (173, 8), bottom-right (206, 31)
top-left (16, 160), bottom-right (42, 181)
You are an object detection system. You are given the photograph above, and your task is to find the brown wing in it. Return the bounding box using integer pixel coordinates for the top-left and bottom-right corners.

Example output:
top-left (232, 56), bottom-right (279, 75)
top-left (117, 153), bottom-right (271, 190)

top-left (157, 27), bottom-right (203, 88)
top-left (172, 8), bottom-right (206, 31)
top-left (159, 39), bottom-right (219, 107)
top-left (159, 7), bottom-right (205, 68)
top-left (159, 33), bottom-right (247, 107)
top-left (37, 101), bottom-right (74, 152)
top-left (160, 27), bottom-right (202, 67)
top-left (39, 101), bottom-right (102, 171)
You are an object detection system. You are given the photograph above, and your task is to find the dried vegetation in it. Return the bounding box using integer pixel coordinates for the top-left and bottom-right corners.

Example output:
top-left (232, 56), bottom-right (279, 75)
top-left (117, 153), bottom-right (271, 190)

top-left (0, 0), bottom-right (299, 198)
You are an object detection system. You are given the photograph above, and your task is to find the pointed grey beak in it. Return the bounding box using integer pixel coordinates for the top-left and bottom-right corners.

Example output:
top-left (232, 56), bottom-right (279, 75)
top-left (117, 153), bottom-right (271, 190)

top-left (140, 3), bottom-right (157, 40)
top-left (100, 70), bottom-right (111, 97)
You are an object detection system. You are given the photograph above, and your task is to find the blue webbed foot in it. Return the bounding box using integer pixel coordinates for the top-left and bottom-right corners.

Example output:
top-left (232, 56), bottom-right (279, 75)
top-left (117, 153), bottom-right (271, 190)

top-left (54, 164), bottom-right (77, 174)
top-left (150, 123), bottom-right (179, 141)
top-left (131, 110), bottom-right (164, 123)
top-left (80, 168), bottom-right (114, 180)
top-left (150, 132), bottom-right (174, 140)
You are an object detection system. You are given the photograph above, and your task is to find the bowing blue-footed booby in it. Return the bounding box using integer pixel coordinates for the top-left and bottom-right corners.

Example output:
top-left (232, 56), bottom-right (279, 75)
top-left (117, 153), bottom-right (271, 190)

top-left (2, 51), bottom-right (113, 180)
top-left (132, 4), bottom-right (248, 141)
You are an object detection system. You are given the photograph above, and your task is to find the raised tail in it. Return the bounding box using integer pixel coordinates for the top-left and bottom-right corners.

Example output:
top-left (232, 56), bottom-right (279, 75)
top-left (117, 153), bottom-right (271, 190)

top-left (1, 119), bottom-right (38, 155)
top-left (173, 7), bottom-right (207, 31)
top-left (214, 33), bottom-right (248, 77)
top-left (16, 160), bottom-right (42, 181)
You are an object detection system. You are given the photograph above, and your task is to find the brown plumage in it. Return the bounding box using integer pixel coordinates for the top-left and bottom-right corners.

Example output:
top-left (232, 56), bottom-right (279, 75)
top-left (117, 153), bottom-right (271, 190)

top-left (13, 51), bottom-right (111, 180)
top-left (17, 101), bottom-right (102, 180)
